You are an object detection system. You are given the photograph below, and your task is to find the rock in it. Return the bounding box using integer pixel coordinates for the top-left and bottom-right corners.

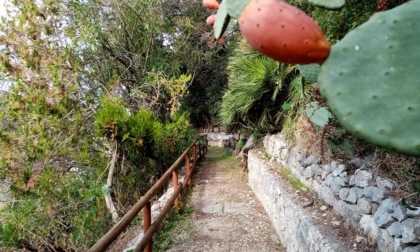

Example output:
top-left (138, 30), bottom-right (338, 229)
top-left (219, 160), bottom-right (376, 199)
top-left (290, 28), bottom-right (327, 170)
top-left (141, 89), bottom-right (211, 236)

top-left (401, 218), bottom-right (420, 244)
top-left (321, 170), bottom-right (328, 180)
top-left (387, 222), bottom-right (402, 238)
top-left (281, 149), bottom-right (288, 160)
top-left (323, 164), bottom-right (333, 174)
top-left (359, 215), bottom-right (380, 239)
top-left (339, 171), bottom-right (348, 178)
top-left (346, 187), bottom-right (364, 204)
top-left (377, 229), bottom-right (394, 252)
top-left (331, 221), bottom-right (341, 226)
top-left (301, 155), bottom-right (317, 167)
top-left (304, 166), bottom-right (314, 179)
top-left (339, 188), bottom-right (350, 201)
top-left (310, 164), bottom-right (322, 176)
top-left (330, 161), bottom-right (338, 171)
top-left (323, 175), bottom-right (333, 187)
top-left (392, 205), bottom-right (408, 222)
top-left (364, 186), bottom-right (385, 203)
top-left (330, 177), bottom-right (348, 194)
top-left (352, 168), bottom-right (373, 188)
top-left (349, 175), bottom-right (356, 186)
top-left (371, 203), bottom-right (380, 215)
top-left (336, 200), bottom-right (362, 226)
top-left (402, 245), bottom-right (420, 252)
top-left (376, 177), bottom-right (394, 191)
top-left (406, 207), bottom-right (420, 218)
top-left (373, 198), bottom-right (397, 228)
top-left (357, 198), bottom-right (372, 214)
top-left (355, 236), bottom-right (367, 244)
top-left (394, 238), bottom-right (404, 252)
top-left (320, 205), bottom-right (328, 211)
top-left (349, 158), bottom-right (365, 168)
top-left (332, 164), bottom-right (346, 177)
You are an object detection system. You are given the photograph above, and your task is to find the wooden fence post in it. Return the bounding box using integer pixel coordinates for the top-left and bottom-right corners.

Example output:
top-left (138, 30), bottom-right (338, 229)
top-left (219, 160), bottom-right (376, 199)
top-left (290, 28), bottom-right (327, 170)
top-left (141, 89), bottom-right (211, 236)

top-left (143, 202), bottom-right (152, 252)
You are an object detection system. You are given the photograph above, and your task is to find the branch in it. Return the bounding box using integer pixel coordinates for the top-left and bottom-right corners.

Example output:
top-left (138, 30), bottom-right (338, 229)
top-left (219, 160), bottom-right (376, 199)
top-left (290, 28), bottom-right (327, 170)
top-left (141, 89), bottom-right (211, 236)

top-left (105, 143), bottom-right (119, 222)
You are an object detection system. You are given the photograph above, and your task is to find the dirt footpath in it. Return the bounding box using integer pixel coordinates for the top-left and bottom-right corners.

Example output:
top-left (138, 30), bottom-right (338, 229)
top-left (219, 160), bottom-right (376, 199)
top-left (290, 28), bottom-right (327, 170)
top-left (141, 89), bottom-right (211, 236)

top-left (165, 147), bottom-right (285, 252)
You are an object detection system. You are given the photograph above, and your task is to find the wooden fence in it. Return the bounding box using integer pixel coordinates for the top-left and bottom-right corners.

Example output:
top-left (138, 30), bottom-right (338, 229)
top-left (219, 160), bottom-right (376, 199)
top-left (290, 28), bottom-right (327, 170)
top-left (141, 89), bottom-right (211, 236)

top-left (88, 135), bottom-right (208, 252)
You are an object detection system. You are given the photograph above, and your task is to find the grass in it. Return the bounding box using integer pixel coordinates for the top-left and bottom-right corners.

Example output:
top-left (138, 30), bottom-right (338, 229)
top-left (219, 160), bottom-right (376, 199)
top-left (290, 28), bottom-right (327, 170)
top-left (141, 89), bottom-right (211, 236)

top-left (152, 204), bottom-right (193, 251)
top-left (275, 166), bottom-right (308, 191)
top-left (206, 147), bottom-right (234, 164)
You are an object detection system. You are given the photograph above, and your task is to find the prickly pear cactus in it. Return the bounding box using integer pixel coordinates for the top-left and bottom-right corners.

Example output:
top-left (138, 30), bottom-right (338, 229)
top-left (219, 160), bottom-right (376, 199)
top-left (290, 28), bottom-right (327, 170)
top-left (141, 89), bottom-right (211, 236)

top-left (298, 64), bottom-right (321, 84)
top-left (318, 0), bottom-right (420, 156)
top-left (214, 0), bottom-right (230, 39)
top-left (226, 0), bottom-right (251, 19)
top-left (308, 0), bottom-right (345, 9)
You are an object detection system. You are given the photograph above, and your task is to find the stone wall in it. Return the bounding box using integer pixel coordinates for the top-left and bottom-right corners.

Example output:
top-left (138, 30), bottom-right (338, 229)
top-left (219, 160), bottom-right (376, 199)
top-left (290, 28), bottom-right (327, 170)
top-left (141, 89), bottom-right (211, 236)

top-left (248, 152), bottom-right (354, 252)
top-left (257, 133), bottom-right (420, 252)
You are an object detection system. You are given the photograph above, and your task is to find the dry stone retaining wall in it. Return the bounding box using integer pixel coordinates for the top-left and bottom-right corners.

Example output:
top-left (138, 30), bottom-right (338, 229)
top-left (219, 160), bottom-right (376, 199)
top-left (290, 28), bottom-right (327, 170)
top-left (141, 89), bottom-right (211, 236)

top-left (254, 133), bottom-right (420, 252)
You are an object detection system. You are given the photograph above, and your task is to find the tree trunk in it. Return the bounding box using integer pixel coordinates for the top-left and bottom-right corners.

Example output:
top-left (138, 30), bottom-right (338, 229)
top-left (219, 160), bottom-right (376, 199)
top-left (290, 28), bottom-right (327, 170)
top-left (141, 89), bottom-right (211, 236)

top-left (105, 143), bottom-right (119, 222)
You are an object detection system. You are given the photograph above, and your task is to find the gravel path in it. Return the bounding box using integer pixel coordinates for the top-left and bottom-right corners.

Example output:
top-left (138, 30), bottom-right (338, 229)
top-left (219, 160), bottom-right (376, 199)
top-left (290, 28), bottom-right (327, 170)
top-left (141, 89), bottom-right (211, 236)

top-left (165, 147), bottom-right (285, 252)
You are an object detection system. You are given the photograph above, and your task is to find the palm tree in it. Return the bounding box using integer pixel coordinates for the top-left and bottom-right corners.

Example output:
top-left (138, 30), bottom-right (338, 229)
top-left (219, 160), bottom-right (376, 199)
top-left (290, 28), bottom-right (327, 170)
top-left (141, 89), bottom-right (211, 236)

top-left (219, 39), bottom-right (295, 133)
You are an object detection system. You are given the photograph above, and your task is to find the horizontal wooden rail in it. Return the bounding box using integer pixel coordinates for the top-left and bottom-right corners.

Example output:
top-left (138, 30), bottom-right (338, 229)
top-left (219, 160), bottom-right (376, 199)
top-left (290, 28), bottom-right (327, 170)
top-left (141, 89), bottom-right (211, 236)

top-left (134, 183), bottom-right (184, 252)
top-left (89, 135), bottom-right (207, 252)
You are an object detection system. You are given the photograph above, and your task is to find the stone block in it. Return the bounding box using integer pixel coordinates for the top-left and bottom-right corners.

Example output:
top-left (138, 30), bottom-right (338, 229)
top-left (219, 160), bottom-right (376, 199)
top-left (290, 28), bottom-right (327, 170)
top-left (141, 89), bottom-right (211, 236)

top-left (392, 205), bottom-right (408, 222)
top-left (364, 186), bottom-right (385, 203)
top-left (373, 198), bottom-right (398, 228)
top-left (339, 188), bottom-right (350, 201)
top-left (402, 245), bottom-right (420, 252)
top-left (377, 229), bottom-right (394, 252)
top-left (323, 164), bottom-right (333, 174)
top-left (401, 218), bottom-right (420, 244)
top-left (301, 155), bottom-right (317, 167)
top-left (357, 198), bottom-right (372, 214)
top-left (332, 164), bottom-right (346, 177)
top-left (346, 187), bottom-right (364, 204)
top-left (359, 214), bottom-right (380, 240)
top-left (387, 222), bottom-right (402, 238)
top-left (353, 168), bottom-right (373, 188)
top-left (310, 164), bottom-right (322, 176)
top-left (406, 207), bottom-right (420, 218)
top-left (376, 177), bottom-right (394, 191)
top-left (304, 166), bottom-right (314, 179)
top-left (330, 177), bottom-right (348, 194)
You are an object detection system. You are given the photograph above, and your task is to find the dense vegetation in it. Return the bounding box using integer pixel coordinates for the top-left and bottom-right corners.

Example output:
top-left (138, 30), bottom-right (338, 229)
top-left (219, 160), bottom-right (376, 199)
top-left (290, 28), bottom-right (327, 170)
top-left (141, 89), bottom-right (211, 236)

top-left (0, 0), bottom-right (417, 251)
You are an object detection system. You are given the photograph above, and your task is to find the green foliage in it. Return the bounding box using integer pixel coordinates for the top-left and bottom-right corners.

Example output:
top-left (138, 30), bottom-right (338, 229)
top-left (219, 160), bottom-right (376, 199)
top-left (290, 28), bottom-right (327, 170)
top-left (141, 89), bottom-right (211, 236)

top-left (95, 97), bottom-right (129, 139)
top-left (311, 0), bottom-right (376, 43)
top-left (220, 39), bottom-right (293, 132)
top-left (318, 1), bottom-right (420, 156)
top-left (153, 205), bottom-right (193, 251)
top-left (0, 170), bottom-right (111, 250)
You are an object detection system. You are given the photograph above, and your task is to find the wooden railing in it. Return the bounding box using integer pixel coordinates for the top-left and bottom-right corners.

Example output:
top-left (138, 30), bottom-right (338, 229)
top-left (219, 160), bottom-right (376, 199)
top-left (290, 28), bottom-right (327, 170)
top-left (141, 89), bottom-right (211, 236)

top-left (88, 135), bottom-right (208, 252)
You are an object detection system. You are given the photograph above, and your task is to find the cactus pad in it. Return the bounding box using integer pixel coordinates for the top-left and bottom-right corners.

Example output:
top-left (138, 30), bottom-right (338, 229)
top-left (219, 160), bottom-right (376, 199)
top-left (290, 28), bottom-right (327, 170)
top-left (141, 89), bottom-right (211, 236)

top-left (305, 101), bottom-right (331, 129)
top-left (318, 0), bottom-right (420, 156)
top-left (308, 0), bottom-right (345, 9)
top-left (226, 0), bottom-right (251, 19)
top-left (298, 64), bottom-right (321, 84)
top-left (214, 0), bottom-right (231, 39)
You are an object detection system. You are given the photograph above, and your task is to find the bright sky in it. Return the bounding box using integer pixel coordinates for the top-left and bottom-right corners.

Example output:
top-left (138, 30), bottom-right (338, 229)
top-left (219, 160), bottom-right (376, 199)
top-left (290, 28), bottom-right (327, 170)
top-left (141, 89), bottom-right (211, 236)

top-left (0, 0), bottom-right (6, 18)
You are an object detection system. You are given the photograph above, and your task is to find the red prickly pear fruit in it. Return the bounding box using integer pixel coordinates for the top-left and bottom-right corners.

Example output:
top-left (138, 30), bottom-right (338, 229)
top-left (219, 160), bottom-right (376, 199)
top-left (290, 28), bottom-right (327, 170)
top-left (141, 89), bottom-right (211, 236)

top-left (203, 0), bottom-right (219, 10)
top-left (206, 14), bottom-right (217, 27)
top-left (238, 0), bottom-right (330, 65)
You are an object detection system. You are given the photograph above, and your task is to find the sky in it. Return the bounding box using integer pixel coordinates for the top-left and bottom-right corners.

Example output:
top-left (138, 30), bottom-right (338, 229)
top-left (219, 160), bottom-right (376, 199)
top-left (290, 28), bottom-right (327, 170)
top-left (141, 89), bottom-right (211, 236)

top-left (0, 0), bottom-right (6, 18)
